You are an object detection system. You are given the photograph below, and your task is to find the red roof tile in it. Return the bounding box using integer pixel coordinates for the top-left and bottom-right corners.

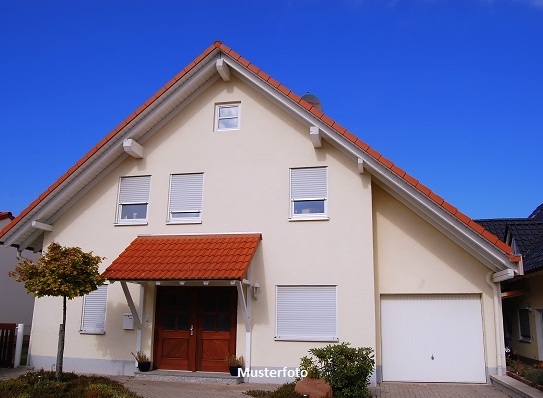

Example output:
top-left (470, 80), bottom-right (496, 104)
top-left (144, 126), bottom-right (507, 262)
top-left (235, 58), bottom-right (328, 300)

top-left (0, 41), bottom-right (517, 266)
top-left (102, 234), bottom-right (262, 281)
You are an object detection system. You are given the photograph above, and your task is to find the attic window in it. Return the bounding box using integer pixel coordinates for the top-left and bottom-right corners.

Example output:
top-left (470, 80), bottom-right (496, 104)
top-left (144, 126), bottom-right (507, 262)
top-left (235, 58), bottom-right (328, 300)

top-left (215, 103), bottom-right (240, 131)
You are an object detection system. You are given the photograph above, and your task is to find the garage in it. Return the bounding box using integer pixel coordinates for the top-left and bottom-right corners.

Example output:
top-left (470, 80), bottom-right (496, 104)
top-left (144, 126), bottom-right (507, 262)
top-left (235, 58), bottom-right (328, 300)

top-left (380, 294), bottom-right (486, 383)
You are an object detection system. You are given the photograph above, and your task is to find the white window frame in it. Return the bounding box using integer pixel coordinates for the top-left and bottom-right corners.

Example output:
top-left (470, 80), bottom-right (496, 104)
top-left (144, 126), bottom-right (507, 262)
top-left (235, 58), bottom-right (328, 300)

top-left (215, 103), bottom-right (240, 131)
top-left (80, 284), bottom-right (108, 335)
top-left (275, 285), bottom-right (338, 342)
top-left (116, 175), bottom-right (151, 225)
top-left (519, 308), bottom-right (532, 342)
top-left (289, 167), bottom-right (328, 220)
top-left (167, 173), bottom-right (204, 224)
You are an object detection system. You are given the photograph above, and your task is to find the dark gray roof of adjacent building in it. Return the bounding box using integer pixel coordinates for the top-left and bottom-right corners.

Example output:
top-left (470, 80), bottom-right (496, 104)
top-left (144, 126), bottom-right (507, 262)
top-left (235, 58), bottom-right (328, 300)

top-left (476, 204), bottom-right (543, 274)
top-left (475, 219), bottom-right (522, 242)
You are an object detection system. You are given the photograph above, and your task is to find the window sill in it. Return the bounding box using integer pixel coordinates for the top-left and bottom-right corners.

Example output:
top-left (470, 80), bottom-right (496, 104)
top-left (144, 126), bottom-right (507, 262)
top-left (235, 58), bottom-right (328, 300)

top-left (80, 331), bottom-right (105, 335)
top-left (519, 338), bottom-right (532, 343)
top-left (166, 220), bottom-right (202, 225)
top-left (289, 216), bottom-right (329, 222)
top-left (274, 337), bottom-right (339, 342)
top-left (114, 222), bottom-right (148, 226)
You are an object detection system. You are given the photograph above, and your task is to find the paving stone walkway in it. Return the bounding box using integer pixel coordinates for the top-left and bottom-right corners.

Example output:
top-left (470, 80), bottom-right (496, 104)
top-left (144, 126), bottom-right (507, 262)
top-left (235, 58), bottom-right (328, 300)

top-left (118, 377), bottom-right (512, 398)
top-left (0, 368), bottom-right (518, 398)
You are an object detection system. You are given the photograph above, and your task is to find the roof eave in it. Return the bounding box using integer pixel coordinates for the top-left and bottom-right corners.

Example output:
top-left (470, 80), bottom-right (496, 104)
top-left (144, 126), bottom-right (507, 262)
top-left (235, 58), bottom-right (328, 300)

top-left (1, 47), bottom-right (223, 250)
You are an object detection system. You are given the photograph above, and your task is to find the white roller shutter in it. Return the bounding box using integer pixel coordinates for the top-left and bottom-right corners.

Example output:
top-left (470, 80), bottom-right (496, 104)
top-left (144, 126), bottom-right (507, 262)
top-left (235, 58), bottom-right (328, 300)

top-left (119, 176), bottom-right (151, 204)
top-left (290, 167), bottom-right (327, 200)
top-left (81, 285), bottom-right (108, 334)
top-left (168, 173), bottom-right (203, 219)
top-left (381, 294), bottom-right (486, 383)
top-left (276, 285), bottom-right (337, 341)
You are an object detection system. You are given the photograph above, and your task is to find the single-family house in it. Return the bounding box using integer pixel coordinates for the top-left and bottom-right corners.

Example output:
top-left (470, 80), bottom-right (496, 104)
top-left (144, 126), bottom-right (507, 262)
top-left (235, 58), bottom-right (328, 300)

top-left (477, 205), bottom-right (543, 363)
top-left (0, 211), bottom-right (37, 336)
top-left (0, 42), bottom-right (521, 384)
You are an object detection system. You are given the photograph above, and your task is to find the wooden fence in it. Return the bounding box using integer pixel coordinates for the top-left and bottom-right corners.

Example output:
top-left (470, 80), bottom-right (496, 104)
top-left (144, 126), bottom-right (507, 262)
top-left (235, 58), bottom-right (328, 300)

top-left (0, 323), bottom-right (16, 368)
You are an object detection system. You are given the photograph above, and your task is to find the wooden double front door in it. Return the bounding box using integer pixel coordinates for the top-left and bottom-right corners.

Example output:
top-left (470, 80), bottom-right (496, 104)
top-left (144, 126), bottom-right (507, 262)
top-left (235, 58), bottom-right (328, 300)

top-left (154, 286), bottom-right (237, 372)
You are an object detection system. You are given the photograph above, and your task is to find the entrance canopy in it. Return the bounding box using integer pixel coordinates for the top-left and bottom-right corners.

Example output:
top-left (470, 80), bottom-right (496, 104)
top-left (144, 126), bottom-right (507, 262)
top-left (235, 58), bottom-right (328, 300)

top-left (103, 233), bottom-right (262, 281)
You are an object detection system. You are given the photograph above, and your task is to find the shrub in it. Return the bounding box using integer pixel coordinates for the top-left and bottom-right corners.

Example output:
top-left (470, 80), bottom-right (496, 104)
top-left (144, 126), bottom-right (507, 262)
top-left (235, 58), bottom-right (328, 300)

top-left (0, 370), bottom-right (142, 398)
top-left (299, 342), bottom-right (375, 398)
top-left (525, 368), bottom-right (543, 386)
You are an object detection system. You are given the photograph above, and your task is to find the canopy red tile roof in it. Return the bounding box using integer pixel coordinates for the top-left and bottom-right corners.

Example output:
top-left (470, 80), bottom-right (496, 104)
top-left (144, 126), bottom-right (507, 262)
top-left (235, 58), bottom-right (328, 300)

top-left (102, 234), bottom-right (262, 281)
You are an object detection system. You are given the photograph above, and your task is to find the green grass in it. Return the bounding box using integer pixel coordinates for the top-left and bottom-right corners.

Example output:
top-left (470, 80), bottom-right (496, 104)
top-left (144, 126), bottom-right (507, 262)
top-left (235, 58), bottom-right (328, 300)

top-left (0, 370), bottom-right (143, 398)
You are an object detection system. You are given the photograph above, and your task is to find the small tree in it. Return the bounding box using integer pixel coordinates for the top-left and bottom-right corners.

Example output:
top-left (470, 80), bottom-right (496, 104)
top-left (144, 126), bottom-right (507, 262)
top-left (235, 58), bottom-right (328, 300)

top-left (10, 242), bottom-right (105, 379)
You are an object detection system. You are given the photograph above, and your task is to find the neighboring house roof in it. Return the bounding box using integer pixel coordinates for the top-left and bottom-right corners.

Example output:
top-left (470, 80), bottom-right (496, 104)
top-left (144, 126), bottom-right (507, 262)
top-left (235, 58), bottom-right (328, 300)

top-left (102, 234), bottom-right (262, 281)
top-left (523, 236), bottom-right (543, 273)
top-left (0, 212), bottom-right (14, 221)
top-left (529, 203), bottom-right (543, 220)
top-left (0, 41), bottom-right (519, 273)
top-left (476, 204), bottom-right (543, 273)
top-left (475, 219), bottom-right (525, 242)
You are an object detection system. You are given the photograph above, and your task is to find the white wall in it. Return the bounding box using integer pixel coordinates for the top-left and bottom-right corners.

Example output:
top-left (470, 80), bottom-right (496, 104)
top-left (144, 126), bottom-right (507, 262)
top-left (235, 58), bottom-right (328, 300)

top-left (0, 217), bottom-right (38, 334)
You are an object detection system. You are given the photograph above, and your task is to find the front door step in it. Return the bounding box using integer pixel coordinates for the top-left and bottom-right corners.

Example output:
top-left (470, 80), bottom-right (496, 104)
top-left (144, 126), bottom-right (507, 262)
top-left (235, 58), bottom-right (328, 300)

top-left (134, 369), bottom-right (243, 384)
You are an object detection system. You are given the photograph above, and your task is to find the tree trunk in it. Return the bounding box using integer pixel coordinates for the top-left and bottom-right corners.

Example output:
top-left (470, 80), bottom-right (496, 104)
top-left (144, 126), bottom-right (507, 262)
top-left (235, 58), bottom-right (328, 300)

top-left (56, 295), bottom-right (67, 379)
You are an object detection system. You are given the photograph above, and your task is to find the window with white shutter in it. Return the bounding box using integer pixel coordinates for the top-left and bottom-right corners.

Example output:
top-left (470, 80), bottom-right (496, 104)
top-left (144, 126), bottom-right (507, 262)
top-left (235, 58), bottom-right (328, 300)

top-left (519, 308), bottom-right (531, 341)
top-left (168, 173), bottom-right (204, 223)
top-left (117, 175), bottom-right (151, 224)
top-left (80, 284), bottom-right (108, 335)
top-left (275, 285), bottom-right (338, 342)
top-left (290, 167), bottom-right (328, 220)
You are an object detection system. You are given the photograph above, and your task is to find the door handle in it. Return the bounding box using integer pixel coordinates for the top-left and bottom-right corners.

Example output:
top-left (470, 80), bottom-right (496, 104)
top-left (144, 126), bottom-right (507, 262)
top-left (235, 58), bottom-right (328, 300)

top-left (190, 325), bottom-right (194, 336)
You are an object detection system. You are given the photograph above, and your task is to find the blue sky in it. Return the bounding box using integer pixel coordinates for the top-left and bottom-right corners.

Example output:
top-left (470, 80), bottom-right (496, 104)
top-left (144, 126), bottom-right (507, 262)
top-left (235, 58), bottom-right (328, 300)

top-left (1, 0), bottom-right (542, 219)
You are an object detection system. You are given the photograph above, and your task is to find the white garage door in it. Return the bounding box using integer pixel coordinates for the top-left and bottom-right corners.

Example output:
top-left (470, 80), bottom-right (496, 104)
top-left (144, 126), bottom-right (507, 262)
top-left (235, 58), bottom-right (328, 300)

top-left (381, 294), bottom-right (486, 383)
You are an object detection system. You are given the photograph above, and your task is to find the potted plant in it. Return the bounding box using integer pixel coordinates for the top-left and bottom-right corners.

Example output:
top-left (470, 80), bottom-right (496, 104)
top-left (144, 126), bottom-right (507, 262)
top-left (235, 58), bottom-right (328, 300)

top-left (131, 351), bottom-right (151, 372)
top-left (225, 354), bottom-right (245, 376)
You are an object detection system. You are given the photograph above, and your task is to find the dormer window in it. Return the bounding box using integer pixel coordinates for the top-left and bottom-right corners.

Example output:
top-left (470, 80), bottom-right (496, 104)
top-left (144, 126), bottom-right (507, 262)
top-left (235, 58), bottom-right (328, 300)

top-left (215, 103), bottom-right (240, 131)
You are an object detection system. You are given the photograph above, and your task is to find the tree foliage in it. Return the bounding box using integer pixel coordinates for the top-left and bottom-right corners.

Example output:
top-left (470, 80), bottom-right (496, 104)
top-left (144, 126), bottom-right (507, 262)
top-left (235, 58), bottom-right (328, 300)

top-left (10, 242), bottom-right (105, 378)
top-left (10, 242), bottom-right (105, 299)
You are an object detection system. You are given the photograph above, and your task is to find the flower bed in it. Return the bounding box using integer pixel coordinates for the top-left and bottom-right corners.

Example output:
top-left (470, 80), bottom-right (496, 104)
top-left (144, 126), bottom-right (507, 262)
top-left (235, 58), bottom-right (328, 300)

top-left (507, 359), bottom-right (543, 392)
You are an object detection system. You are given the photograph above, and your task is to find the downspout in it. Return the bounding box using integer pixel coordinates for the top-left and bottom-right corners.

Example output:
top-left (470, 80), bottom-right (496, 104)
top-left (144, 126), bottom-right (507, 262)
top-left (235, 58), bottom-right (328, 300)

top-left (246, 267), bottom-right (254, 382)
top-left (136, 283), bottom-right (145, 358)
top-left (486, 271), bottom-right (505, 376)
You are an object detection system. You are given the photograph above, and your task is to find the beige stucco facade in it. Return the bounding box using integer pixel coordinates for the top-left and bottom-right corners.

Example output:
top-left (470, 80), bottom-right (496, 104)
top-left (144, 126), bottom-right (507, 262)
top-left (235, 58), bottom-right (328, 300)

top-left (29, 76), bottom-right (377, 378)
top-left (372, 185), bottom-right (501, 379)
top-left (19, 58), bottom-right (511, 384)
top-left (502, 274), bottom-right (543, 361)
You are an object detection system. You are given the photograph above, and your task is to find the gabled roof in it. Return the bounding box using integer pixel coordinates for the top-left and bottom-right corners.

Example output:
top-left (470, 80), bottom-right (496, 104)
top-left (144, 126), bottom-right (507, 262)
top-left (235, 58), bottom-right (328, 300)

top-left (102, 234), bottom-right (262, 281)
top-left (0, 41), bottom-right (519, 273)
